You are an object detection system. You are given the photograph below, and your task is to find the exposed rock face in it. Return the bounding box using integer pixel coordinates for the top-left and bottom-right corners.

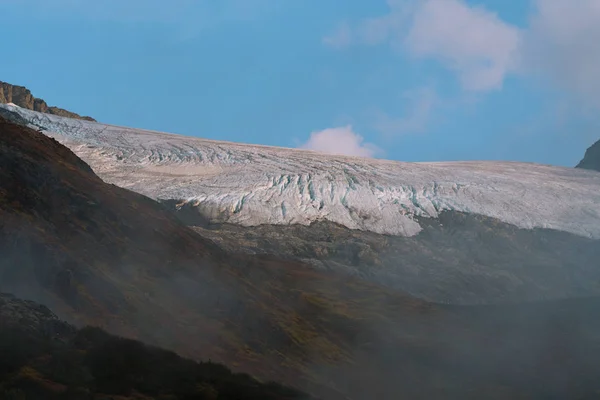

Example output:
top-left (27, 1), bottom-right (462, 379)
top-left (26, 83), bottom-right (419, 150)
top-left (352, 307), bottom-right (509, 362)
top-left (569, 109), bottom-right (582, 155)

top-left (576, 139), bottom-right (600, 172)
top-left (183, 212), bottom-right (600, 305)
top-left (0, 81), bottom-right (95, 121)
top-left (0, 292), bottom-right (76, 341)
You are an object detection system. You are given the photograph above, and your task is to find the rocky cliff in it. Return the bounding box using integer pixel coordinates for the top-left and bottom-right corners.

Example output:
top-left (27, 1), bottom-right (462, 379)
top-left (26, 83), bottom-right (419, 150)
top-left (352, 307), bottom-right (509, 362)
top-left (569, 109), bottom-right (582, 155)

top-left (576, 139), bottom-right (600, 172)
top-left (0, 81), bottom-right (95, 121)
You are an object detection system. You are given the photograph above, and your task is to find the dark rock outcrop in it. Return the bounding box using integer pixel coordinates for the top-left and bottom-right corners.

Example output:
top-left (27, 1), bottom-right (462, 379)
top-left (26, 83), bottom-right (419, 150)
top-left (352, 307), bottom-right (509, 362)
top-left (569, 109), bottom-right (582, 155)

top-left (0, 293), bottom-right (76, 341)
top-left (576, 139), bottom-right (600, 172)
top-left (164, 203), bottom-right (600, 305)
top-left (0, 81), bottom-right (95, 121)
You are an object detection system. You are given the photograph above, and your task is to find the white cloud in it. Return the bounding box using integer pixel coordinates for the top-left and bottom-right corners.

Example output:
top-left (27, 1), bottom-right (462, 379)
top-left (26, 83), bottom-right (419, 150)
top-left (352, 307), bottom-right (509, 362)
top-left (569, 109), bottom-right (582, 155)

top-left (373, 86), bottom-right (438, 136)
top-left (357, 0), bottom-right (417, 46)
top-left (521, 0), bottom-right (600, 108)
top-left (299, 126), bottom-right (381, 158)
top-left (326, 0), bottom-right (521, 91)
top-left (405, 0), bottom-right (521, 91)
top-left (351, 0), bottom-right (521, 91)
top-left (326, 0), bottom-right (600, 108)
top-left (322, 21), bottom-right (353, 49)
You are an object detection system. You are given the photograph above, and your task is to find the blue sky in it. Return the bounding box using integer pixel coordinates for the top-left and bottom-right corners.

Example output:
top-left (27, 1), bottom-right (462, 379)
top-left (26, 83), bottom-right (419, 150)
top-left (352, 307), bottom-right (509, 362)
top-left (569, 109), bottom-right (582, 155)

top-left (2, 0), bottom-right (599, 166)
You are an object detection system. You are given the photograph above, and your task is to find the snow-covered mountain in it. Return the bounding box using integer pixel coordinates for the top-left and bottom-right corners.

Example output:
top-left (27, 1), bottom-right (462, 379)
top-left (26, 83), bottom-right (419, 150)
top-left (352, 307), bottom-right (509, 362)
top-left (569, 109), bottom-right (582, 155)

top-left (2, 103), bottom-right (600, 239)
top-left (3, 102), bottom-right (600, 304)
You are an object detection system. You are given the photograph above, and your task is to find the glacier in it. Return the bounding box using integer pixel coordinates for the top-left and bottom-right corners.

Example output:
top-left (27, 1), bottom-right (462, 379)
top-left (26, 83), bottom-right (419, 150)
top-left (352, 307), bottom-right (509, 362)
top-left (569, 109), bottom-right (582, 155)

top-left (3, 103), bottom-right (600, 238)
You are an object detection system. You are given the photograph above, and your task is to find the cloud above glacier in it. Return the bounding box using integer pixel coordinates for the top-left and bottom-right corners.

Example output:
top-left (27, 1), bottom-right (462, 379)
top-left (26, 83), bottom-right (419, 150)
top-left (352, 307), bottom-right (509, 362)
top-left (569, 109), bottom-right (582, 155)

top-left (405, 0), bottom-right (521, 92)
top-left (299, 126), bottom-right (382, 158)
top-left (325, 0), bottom-right (600, 106)
top-left (372, 86), bottom-right (439, 136)
top-left (520, 0), bottom-right (600, 109)
top-left (332, 0), bottom-right (521, 92)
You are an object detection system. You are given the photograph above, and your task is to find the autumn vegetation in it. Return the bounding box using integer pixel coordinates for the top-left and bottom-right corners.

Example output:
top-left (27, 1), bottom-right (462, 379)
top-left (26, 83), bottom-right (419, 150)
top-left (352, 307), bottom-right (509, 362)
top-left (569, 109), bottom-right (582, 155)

top-left (0, 323), bottom-right (313, 400)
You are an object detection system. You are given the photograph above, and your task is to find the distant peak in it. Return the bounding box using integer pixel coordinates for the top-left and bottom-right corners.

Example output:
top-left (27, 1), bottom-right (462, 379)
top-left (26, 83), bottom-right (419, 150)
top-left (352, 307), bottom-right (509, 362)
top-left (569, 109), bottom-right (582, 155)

top-left (0, 80), bottom-right (96, 122)
top-left (576, 139), bottom-right (600, 172)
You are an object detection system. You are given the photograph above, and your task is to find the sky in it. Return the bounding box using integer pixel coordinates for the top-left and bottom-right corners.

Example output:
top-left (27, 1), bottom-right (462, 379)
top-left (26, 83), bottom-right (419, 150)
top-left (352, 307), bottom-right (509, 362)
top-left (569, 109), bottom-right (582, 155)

top-left (2, 0), bottom-right (599, 166)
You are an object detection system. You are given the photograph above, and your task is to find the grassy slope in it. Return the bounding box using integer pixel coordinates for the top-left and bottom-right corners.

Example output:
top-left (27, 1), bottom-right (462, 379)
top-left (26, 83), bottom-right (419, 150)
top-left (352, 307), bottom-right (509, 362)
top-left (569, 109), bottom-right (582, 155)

top-left (0, 293), bottom-right (315, 400)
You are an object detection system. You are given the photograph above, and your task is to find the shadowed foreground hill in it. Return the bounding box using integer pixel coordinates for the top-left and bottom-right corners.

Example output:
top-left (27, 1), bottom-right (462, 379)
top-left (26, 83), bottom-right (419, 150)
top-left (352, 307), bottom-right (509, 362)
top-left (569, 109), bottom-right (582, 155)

top-left (2, 116), bottom-right (600, 399)
top-left (0, 293), bottom-right (313, 400)
top-left (0, 115), bottom-right (340, 396)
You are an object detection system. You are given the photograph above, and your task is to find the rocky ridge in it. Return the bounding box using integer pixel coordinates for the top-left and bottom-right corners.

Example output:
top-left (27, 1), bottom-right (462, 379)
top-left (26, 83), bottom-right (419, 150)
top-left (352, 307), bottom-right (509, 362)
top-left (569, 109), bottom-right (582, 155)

top-left (0, 81), bottom-right (95, 121)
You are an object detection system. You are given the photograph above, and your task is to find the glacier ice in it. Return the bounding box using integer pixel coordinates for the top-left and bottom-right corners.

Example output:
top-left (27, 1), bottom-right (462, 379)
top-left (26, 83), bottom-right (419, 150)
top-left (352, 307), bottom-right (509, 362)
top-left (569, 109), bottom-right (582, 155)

top-left (3, 104), bottom-right (600, 238)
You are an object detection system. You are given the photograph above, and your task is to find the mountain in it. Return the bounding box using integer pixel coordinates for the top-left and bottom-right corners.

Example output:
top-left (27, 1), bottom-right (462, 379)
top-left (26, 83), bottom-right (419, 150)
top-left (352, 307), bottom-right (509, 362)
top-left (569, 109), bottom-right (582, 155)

top-left (576, 139), bottom-right (600, 172)
top-left (0, 81), bottom-right (95, 121)
top-left (0, 112), bottom-right (343, 398)
top-left (3, 113), bottom-right (600, 399)
top-left (0, 293), bottom-right (314, 400)
top-left (2, 104), bottom-right (599, 305)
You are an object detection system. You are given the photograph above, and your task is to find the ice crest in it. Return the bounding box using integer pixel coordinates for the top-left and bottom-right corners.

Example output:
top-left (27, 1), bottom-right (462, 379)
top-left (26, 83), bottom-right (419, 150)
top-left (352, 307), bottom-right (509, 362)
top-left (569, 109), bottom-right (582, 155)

top-left (3, 104), bottom-right (600, 238)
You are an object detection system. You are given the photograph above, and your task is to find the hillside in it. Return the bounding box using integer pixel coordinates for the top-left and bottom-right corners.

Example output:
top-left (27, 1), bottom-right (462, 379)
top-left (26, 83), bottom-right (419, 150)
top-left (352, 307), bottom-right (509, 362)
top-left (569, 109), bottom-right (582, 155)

top-left (0, 81), bottom-right (95, 121)
top-left (577, 139), bottom-right (600, 172)
top-left (2, 104), bottom-right (599, 305)
top-left (2, 112), bottom-right (600, 399)
top-left (0, 293), bottom-right (314, 400)
top-left (0, 113), bottom-right (345, 397)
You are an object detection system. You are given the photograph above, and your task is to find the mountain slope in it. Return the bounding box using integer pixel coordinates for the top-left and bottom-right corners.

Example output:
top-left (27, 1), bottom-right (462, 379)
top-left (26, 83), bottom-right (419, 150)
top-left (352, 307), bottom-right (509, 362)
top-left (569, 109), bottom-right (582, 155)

top-left (2, 104), bottom-right (599, 305)
top-left (3, 115), bottom-right (600, 399)
top-left (577, 139), bottom-right (600, 172)
top-left (0, 81), bottom-right (95, 121)
top-left (0, 293), bottom-right (314, 400)
top-left (3, 113), bottom-right (600, 399)
top-left (3, 113), bottom-right (379, 397)
top-left (5, 292), bottom-right (600, 400)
